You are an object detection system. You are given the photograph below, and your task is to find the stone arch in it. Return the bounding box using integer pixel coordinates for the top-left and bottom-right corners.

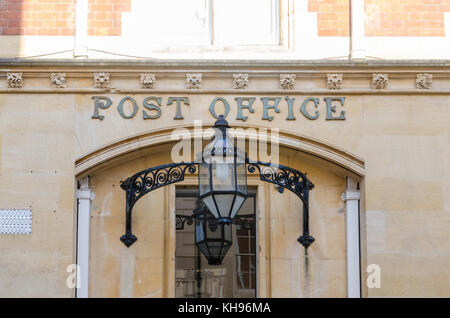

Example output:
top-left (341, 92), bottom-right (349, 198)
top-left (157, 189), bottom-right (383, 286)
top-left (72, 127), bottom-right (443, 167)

top-left (75, 124), bottom-right (365, 179)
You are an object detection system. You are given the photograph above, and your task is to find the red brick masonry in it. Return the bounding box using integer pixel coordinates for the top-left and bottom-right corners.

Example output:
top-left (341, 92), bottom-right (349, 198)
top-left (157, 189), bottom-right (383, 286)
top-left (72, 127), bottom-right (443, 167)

top-left (0, 0), bottom-right (76, 36)
top-left (87, 0), bottom-right (130, 36)
top-left (1, 0), bottom-right (449, 37)
top-left (0, 0), bottom-right (130, 36)
top-left (308, 0), bottom-right (450, 37)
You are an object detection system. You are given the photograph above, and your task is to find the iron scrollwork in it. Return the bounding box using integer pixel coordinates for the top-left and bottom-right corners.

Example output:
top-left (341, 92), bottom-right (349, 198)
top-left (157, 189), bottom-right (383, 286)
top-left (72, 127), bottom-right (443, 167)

top-left (176, 215), bottom-right (194, 230)
top-left (176, 213), bottom-right (256, 231)
top-left (233, 214), bottom-right (256, 231)
top-left (120, 162), bottom-right (197, 247)
top-left (247, 161), bottom-right (315, 249)
top-left (120, 161), bottom-right (315, 249)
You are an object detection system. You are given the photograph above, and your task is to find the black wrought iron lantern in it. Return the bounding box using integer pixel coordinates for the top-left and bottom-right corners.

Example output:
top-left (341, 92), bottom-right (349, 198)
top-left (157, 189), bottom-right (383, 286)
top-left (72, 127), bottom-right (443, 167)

top-left (120, 115), bottom-right (315, 251)
top-left (198, 115), bottom-right (247, 224)
top-left (194, 201), bottom-right (232, 265)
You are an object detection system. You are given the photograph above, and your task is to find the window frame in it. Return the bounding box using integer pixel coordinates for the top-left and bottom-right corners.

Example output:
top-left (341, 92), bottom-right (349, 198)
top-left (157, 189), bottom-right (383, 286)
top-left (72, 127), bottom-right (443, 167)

top-left (209, 0), bottom-right (292, 50)
top-left (210, 0), bottom-right (281, 47)
top-left (140, 0), bottom-right (293, 53)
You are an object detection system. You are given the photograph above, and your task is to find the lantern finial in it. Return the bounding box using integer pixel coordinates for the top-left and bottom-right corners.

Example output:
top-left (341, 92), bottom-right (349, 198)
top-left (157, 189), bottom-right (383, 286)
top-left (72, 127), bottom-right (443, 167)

top-left (213, 114), bottom-right (230, 129)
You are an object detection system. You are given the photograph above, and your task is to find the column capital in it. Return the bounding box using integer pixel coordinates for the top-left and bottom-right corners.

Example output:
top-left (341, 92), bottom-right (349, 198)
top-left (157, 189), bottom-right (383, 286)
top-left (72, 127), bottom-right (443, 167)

top-left (341, 190), bottom-right (360, 202)
top-left (77, 189), bottom-right (95, 200)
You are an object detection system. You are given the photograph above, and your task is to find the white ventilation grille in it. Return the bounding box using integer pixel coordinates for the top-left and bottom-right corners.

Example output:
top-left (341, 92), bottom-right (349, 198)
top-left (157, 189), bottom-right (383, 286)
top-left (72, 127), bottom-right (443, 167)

top-left (0, 209), bottom-right (32, 234)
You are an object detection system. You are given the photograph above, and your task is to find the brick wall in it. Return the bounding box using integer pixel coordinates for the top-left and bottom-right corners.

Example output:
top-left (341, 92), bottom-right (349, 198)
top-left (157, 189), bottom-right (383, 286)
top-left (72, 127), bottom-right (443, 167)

top-left (308, 0), bottom-right (450, 37)
top-left (0, 0), bottom-right (75, 36)
top-left (365, 0), bottom-right (450, 36)
top-left (308, 0), bottom-right (350, 36)
top-left (87, 0), bottom-right (130, 36)
top-left (1, 0), bottom-right (450, 37)
top-left (0, 0), bottom-right (130, 36)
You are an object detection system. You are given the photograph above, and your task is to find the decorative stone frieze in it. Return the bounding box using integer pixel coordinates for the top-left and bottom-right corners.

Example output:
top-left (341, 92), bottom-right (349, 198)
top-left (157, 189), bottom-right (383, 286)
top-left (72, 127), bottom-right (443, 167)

top-left (327, 73), bottom-right (343, 89)
top-left (416, 73), bottom-right (432, 89)
top-left (7, 72), bottom-right (23, 88)
top-left (280, 74), bottom-right (296, 89)
top-left (94, 72), bottom-right (110, 89)
top-left (0, 69), bottom-right (445, 93)
top-left (233, 73), bottom-right (248, 89)
top-left (186, 73), bottom-right (202, 89)
top-left (140, 73), bottom-right (156, 88)
top-left (50, 73), bottom-right (66, 88)
top-left (372, 73), bottom-right (388, 89)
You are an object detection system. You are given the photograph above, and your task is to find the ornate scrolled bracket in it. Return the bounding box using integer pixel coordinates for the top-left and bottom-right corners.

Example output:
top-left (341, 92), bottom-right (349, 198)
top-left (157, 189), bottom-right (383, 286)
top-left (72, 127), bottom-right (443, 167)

top-left (176, 215), bottom-right (194, 230)
top-left (122, 162), bottom-right (197, 212)
top-left (120, 160), bottom-right (314, 249)
top-left (232, 214), bottom-right (256, 231)
top-left (247, 161), bottom-right (312, 205)
top-left (119, 162), bottom-right (197, 247)
top-left (176, 213), bottom-right (255, 232)
top-left (247, 161), bottom-right (315, 249)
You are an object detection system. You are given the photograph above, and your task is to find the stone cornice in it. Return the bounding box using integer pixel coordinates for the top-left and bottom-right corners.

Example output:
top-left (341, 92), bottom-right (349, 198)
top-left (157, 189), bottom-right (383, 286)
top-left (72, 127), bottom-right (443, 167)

top-left (2, 58), bottom-right (450, 70)
top-left (1, 59), bottom-right (450, 93)
top-left (2, 88), bottom-right (450, 95)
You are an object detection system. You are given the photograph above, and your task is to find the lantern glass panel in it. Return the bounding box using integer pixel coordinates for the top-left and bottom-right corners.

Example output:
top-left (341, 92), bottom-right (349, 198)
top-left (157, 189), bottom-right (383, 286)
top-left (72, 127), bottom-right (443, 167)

top-left (196, 217), bottom-right (232, 266)
top-left (199, 162), bottom-right (220, 218)
top-left (199, 162), bottom-right (210, 196)
top-left (212, 161), bottom-right (235, 191)
top-left (201, 195), bottom-right (218, 218)
top-left (230, 195), bottom-right (245, 219)
top-left (236, 161), bottom-right (247, 194)
top-left (214, 194), bottom-right (233, 218)
top-left (195, 223), bottom-right (205, 241)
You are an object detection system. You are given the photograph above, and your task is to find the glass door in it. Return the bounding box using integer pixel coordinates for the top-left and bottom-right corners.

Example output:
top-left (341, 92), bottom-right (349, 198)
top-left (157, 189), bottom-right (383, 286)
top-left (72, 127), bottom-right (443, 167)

top-left (175, 187), bottom-right (256, 298)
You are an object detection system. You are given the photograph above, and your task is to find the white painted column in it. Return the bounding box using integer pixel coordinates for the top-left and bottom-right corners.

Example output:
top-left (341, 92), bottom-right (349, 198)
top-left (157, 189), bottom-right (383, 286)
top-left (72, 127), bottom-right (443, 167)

top-left (76, 177), bottom-right (94, 298)
top-left (341, 177), bottom-right (361, 298)
top-left (74, 0), bottom-right (88, 58)
top-left (350, 0), bottom-right (366, 59)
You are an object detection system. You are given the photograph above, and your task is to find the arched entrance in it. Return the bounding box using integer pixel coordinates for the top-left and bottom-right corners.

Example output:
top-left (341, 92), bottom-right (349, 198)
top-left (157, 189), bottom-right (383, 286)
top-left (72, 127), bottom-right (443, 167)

top-left (75, 131), bottom-right (365, 297)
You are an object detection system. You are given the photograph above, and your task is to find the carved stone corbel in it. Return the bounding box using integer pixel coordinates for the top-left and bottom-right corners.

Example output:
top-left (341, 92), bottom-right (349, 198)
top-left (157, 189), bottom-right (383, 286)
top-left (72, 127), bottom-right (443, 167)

top-left (327, 73), bottom-right (343, 89)
top-left (140, 73), bottom-right (156, 88)
top-left (372, 73), bottom-right (388, 89)
top-left (280, 74), bottom-right (296, 89)
top-left (94, 72), bottom-right (110, 89)
top-left (51, 73), bottom-right (66, 88)
top-left (186, 73), bottom-right (202, 89)
top-left (416, 73), bottom-right (432, 90)
top-left (7, 72), bottom-right (23, 88)
top-left (233, 73), bottom-right (248, 89)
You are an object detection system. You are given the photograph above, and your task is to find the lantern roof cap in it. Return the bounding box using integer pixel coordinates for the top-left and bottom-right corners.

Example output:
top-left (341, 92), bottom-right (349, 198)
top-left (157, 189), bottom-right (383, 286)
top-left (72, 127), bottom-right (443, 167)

top-left (213, 115), bottom-right (230, 130)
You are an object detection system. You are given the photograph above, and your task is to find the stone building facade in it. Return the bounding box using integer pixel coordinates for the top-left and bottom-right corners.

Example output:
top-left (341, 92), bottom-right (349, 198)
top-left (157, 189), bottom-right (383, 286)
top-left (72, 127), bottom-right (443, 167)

top-left (0, 0), bottom-right (449, 298)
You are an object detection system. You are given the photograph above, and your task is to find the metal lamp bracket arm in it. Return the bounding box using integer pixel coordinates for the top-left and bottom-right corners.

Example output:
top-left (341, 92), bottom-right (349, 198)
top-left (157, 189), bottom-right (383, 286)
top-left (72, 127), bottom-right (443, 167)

top-left (119, 160), bottom-right (315, 249)
top-left (120, 162), bottom-right (197, 247)
top-left (246, 161), bottom-right (315, 249)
